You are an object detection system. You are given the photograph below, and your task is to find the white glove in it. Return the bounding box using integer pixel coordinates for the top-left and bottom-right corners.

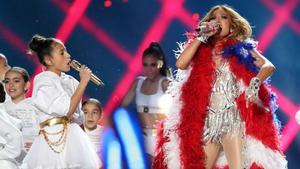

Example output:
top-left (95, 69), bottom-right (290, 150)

top-left (245, 77), bottom-right (261, 108)
top-left (245, 77), bottom-right (261, 98)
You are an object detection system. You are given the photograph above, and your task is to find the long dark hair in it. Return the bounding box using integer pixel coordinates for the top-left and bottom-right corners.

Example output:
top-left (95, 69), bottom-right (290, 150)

top-left (28, 34), bottom-right (61, 66)
top-left (142, 42), bottom-right (171, 77)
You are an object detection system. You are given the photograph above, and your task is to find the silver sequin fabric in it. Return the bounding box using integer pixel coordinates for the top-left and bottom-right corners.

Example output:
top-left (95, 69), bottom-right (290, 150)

top-left (203, 62), bottom-right (244, 143)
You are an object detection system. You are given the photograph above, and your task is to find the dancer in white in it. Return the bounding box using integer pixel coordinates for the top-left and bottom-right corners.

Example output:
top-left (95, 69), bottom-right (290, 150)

top-left (81, 98), bottom-right (104, 161)
top-left (0, 53), bottom-right (12, 101)
top-left (0, 53), bottom-right (11, 82)
top-left (121, 42), bottom-right (172, 162)
top-left (0, 83), bottom-right (23, 169)
top-left (3, 67), bottom-right (39, 151)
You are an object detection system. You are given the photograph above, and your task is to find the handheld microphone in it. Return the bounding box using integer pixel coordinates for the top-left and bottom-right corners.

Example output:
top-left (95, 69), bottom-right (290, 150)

top-left (195, 24), bottom-right (222, 34)
top-left (70, 60), bottom-right (105, 86)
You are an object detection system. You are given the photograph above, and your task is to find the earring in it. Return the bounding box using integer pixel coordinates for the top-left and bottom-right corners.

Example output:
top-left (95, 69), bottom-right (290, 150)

top-left (157, 61), bottom-right (163, 68)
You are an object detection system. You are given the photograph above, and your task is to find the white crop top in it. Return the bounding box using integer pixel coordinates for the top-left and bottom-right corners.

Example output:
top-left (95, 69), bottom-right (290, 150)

top-left (135, 76), bottom-right (172, 114)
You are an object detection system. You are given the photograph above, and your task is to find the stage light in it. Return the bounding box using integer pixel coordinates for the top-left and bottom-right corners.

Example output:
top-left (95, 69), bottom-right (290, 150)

top-left (102, 128), bottom-right (122, 169)
top-left (104, 0), bottom-right (112, 8)
top-left (192, 13), bottom-right (200, 22)
top-left (113, 108), bottom-right (148, 169)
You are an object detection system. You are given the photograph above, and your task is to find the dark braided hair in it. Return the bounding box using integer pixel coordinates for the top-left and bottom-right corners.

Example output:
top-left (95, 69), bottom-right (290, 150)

top-left (142, 42), bottom-right (171, 77)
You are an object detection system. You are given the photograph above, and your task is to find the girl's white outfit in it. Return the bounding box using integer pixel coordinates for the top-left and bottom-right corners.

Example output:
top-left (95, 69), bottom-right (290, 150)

top-left (135, 76), bottom-right (171, 156)
top-left (3, 98), bottom-right (39, 150)
top-left (0, 105), bottom-right (23, 169)
top-left (22, 71), bottom-right (101, 169)
top-left (84, 125), bottom-right (103, 159)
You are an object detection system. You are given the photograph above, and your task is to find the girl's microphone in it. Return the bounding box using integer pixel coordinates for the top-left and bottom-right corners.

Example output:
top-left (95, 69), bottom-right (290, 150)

top-left (70, 60), bottom-right (104, 86)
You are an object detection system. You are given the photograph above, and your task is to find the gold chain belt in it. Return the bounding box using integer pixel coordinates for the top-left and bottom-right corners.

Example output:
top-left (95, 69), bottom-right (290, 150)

top-left (40, 116), bottom-right (69, 128)
top-left (39, 117), bottom-right (69, 153)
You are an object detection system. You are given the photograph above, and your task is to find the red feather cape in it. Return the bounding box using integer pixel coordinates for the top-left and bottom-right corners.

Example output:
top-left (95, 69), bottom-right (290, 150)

top-left (153, 39), bottom-right (282, 169)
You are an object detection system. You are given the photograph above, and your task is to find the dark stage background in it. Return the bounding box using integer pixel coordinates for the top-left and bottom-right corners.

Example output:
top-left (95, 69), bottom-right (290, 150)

top-left (0, 0), bottom-right (299, 168)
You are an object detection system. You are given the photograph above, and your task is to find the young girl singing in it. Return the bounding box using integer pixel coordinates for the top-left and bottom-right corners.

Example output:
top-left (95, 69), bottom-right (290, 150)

top-left (22, 35), bottom-right (101, 169)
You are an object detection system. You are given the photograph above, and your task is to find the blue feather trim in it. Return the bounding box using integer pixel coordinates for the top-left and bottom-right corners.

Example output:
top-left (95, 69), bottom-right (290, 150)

top-left (222, 39), bottom-right (260, 73)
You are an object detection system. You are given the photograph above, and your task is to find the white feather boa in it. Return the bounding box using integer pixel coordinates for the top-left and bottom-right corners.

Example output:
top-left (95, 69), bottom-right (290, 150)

top-left (215, 136), bottom-right (287, 169)
top-left (161, 42), bottom-right (191, 169)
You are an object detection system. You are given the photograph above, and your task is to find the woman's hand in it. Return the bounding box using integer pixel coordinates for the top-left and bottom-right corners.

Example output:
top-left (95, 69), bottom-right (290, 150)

top-left (196, 21), bottom-right (220, 43)
top-left (198, 21), bottom-right (220, 37)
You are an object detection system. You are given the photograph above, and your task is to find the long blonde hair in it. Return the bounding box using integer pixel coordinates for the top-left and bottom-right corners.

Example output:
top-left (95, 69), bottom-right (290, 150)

top-left (200, 5), bottom-right (252, 41)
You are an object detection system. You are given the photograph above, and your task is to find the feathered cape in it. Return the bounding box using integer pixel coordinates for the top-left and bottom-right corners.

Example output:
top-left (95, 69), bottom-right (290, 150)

top-left (153, 39), bottom-right (287, 169)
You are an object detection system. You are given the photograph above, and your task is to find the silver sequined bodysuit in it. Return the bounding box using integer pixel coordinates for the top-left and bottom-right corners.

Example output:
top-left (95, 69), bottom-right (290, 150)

top-left (203, 62), bottom-right (244, 143)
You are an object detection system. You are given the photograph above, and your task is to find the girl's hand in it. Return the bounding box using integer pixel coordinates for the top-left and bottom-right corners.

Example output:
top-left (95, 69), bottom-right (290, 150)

top-left (79, 65), bottom-right (91, 84)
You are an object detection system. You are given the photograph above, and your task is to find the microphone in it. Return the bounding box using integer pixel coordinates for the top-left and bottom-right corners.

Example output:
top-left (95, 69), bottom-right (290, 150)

top-left (195, 23), bottom-right (222, 34)
top-left (70, 60), bottom-right (105, 86)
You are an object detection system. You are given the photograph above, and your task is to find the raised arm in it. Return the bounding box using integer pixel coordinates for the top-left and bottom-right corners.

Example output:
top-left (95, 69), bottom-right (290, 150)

top-left (176, 22), bottom-right (218, 70)
top-left (120, 79), bottom-right (138, 107)
top-left (176, 40), bottom-right (202, 70)
top-left (67, 65), bottom-right (91, 119)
